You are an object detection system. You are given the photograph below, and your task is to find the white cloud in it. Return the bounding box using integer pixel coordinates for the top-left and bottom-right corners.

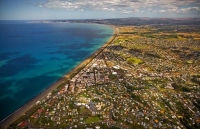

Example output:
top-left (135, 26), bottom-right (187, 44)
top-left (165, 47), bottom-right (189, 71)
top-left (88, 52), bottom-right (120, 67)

top-left (133, 9), bottom-right (139, 13)
top-left (102, 8), bottom-right (116, 11)
top-left (121, 10), bottom-right (132, 14)
top-left (179, 7), bottom-right (200, 12)
top-left (159, 10), bottom-right (166, 13)
top-left (159, 6), bottom-right (200, 14)
top-left (26, 0), bottom-right (200, 15)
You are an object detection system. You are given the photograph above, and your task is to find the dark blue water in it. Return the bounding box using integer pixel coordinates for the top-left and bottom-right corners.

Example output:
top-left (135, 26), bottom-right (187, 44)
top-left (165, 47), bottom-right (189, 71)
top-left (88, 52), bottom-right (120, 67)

top-left (0, 21), bottom-right (113, 121)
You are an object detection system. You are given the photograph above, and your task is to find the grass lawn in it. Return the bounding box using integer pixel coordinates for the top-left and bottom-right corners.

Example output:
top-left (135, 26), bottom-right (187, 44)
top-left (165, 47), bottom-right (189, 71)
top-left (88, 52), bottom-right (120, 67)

top-left (127, 57), bottom-right (143, 65)
top-left (85, 117), bottom-right (100, 124)
top-left (187, 60), bottom-right (194, 64)
top-left (80, 106), bottom-right (87, 114)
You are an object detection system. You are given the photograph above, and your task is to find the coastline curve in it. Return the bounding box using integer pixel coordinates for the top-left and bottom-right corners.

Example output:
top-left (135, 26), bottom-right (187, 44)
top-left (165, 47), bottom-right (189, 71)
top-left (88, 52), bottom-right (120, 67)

top-left (0, 24), bottom-right (117, 129)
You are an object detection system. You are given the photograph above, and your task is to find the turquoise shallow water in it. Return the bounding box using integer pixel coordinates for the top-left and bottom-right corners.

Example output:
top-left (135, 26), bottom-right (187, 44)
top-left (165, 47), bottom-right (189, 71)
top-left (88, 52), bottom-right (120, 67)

top-left (0, 21), bottom-right (113, 121)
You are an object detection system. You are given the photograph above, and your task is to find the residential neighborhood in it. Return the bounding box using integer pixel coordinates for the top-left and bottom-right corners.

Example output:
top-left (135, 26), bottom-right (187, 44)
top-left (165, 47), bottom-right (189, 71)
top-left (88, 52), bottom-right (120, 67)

top-left (9, 25), bottom-right (200, 129)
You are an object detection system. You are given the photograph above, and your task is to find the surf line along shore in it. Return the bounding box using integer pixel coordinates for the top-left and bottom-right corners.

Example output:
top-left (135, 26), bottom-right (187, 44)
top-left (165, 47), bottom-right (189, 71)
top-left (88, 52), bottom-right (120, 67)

top-left (0, 25), bottom-right (118, 129)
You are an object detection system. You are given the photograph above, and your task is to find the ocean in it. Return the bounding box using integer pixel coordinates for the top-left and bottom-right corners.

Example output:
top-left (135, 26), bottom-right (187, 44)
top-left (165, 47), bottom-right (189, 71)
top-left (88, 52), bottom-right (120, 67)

top-left (0, 21), bottom-right (113, 121)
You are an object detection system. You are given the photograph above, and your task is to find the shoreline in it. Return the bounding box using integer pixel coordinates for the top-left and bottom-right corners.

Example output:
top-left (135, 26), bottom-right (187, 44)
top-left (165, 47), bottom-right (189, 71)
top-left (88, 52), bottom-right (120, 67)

top-left (0, 25), bottom-right (117, 129)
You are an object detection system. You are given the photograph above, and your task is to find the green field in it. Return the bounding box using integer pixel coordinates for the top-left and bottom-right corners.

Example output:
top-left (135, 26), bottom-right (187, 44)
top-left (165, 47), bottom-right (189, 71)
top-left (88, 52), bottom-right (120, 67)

top-left (80, 106), bottom-right (87, 114)
top-left (85, 117), bottom-right (100, 123)
top-left (127, 57), bottom-right (143, 64)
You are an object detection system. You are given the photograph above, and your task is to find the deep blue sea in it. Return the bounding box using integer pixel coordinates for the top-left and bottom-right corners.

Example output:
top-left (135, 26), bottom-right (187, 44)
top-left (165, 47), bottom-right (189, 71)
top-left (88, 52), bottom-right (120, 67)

top-left (0, 21), bottom-right (113, 121)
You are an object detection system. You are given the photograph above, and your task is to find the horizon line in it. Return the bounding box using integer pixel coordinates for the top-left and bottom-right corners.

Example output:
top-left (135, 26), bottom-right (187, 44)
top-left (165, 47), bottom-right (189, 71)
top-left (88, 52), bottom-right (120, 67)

top-left (0, 16), bottom-right (200, 21)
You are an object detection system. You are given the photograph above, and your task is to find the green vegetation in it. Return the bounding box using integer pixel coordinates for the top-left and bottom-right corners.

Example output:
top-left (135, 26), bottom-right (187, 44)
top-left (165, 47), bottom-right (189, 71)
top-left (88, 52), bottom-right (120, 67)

top-left (171, 83), bottom-right (191, 92)
top-left (186, 60), bottom-right (194, 64)
top-left (146, 52), bottom-right (161, 58)
top-left (131, 94), bottom-right (143, 103)
top-left (127, 57), bottom-right (143, 65)
top-left (85, 117), bottom-right (100, 124)
top-left (191, 75), bottom-right (200, 85)
top-left (121, 32), bottom-right (138, 34)
top-left (80, 106), bottom-right (87, 114)
top-left (78, 92), bottom-right (91, 98)
top-left (193, 100), bottom-right (200, 109)
top-left (109, 74), bottom-right (117, 80)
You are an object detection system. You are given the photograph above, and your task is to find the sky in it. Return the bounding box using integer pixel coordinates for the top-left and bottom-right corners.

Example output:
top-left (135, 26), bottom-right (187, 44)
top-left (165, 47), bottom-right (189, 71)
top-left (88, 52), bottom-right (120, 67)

top-left (0, 0), bottom-right (200, 20)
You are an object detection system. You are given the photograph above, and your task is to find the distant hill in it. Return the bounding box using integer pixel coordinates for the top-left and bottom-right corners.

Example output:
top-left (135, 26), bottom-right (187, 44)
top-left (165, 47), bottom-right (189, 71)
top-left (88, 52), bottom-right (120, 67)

top-left (33, 17), bottom-right (200, 26)
top-left (63, 17), bottom-right (200, 26)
